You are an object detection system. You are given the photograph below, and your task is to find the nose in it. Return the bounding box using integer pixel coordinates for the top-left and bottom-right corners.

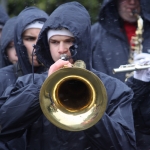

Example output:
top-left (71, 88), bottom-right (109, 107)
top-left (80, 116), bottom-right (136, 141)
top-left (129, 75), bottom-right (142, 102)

top-left (58, 42), bottom-right (68, 54)
top-left (129, 0), bottom-right (136, 4)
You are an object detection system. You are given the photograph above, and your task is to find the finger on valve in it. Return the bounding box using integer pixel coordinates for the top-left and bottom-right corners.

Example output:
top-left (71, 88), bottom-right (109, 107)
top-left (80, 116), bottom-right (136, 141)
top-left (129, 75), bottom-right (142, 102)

top-left (48, 60), bottom-right (72, 76)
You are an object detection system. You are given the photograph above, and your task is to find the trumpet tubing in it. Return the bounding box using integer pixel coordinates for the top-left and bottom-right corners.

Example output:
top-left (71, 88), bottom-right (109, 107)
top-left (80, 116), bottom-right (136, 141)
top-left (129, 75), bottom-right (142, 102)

top-left (40, 60), bottom-right (107, 131)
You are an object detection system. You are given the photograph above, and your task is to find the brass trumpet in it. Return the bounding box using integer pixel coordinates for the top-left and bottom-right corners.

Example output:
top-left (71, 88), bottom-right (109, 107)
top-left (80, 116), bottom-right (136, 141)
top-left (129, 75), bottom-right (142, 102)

top-left (39, 56), bottom-right (107, 131)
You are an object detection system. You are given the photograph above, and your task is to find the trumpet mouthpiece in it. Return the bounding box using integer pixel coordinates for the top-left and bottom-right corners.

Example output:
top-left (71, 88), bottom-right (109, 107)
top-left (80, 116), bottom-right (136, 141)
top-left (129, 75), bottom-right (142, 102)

top-left (60, 54), bottom-right (68, 61)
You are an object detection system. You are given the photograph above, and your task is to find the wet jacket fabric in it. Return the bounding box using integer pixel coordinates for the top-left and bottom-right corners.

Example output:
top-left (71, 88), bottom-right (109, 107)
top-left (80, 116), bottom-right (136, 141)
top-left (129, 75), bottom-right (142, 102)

top-left (0, 2), bottom-right (136, 150)
top-left (0, 17), bottom-right (17, 68)
top-left (0, 6), bottom-right (48, 150)
top-left (0, 5), bottom-right (9, 69)
top-left (91, 0), bottom-right (150, 82)
top-left (0, 5), bottom-right (9, 26)
top-left (0, 65), bottom-right (17, 96)
top-left (126, 77), bottom-right (150, 150)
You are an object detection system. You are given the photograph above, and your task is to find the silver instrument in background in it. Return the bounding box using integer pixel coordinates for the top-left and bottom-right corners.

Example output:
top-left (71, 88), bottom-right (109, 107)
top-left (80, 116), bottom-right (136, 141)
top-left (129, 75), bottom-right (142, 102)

top-left (113, 11), bottom-right (145, 74)
top-left (113, 64), bottom-right (150, 74)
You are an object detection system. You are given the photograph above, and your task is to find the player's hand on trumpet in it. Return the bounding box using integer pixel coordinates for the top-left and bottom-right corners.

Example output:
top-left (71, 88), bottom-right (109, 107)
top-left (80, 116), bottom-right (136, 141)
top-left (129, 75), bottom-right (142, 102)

top-left (48, 59), bottom-right (72, 76)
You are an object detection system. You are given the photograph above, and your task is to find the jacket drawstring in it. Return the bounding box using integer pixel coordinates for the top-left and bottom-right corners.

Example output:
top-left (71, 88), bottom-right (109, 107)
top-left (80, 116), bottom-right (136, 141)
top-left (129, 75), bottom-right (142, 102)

top-left (69, 44), bottom-right (78, 60)
top-left (32, 45), bottom-right (36, 84)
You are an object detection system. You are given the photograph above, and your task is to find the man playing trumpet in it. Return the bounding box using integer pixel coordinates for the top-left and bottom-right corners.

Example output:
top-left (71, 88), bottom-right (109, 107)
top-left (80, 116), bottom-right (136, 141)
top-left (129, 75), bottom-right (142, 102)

top-left (0, 2), bottom-right (136, 149)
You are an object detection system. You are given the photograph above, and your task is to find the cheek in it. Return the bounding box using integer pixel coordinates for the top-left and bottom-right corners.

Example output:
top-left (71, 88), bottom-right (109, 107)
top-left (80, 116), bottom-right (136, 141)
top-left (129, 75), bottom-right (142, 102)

top-left (7, 51), bottom-right (11, 57)
top-left (24, 43), bottom-right (33, 55)
top-left (50, 45), bottom-right (56, 55)
top-left (118, 1), bottom-right (126, 11)
top-left (49, 45), bottom-right (59, 61)
top-left (69, 43), bottom-right (73, 48)
top-left (7, 49), bottom-right (12, 55)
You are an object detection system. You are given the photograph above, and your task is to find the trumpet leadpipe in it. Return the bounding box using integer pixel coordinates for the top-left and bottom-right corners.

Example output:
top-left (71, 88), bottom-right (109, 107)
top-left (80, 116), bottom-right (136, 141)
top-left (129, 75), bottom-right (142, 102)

top-left (113, 64), bottom-right (150, 74)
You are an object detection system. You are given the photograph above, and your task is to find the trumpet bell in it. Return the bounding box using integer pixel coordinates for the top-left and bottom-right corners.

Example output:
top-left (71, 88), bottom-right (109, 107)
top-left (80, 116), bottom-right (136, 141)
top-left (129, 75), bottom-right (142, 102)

top-left (40, 67), bottom-right (107, 131)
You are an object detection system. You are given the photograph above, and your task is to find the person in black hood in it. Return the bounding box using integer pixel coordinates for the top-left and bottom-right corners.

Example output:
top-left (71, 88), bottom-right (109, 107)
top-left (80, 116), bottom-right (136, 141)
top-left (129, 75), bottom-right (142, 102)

top-left (0, 2), bottom-right (136, 150)
top-left (91, 0), bottom-right (150, 82)
top-left (0, 5), bottom-right (10, 69)
top-left (0, 6), bottom-right (48, 150)
top-left (0, 17), bottom-right (18, 68)
top-left (0, 5), bottom-right (9, 40)
top-left (0, 6), bottom-right (48, 96)
top-left (92, 0), bottom-right (150, 149)
top-left (14, 6), bottom-right (49, 76)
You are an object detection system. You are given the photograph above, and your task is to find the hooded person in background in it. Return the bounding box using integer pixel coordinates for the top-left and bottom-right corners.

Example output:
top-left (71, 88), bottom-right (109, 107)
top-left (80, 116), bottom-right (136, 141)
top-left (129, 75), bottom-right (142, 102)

top-left (0, 6), bottom-right (48, 150)
top-left (0, 5), bottom-right (9, 69)
top-left (91, 0), bottom-right (150, 149)
top-left (0, 17), bottom-right (18, 68)
top-left (14, 7), bottom-right (49, 76)
top-left (0, 5), bottom-right (9, 40)
top-left (0, 2), bottom-right (136, 150)
top-left (0, 6), bottom-right (48, 96)
top-left (91, 0), bottom-right (150, 82)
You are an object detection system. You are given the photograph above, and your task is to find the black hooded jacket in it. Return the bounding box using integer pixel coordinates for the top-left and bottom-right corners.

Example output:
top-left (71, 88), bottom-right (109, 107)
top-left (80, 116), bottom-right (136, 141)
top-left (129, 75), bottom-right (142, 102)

top-left (0, 5), bottom-right (9, 26)
top-left (14, 6), bottom-right (48, 75)
top-left (91, 0), bottom-right (150, 149)
top-left (0, 17), bottom-right (17, 68)
top-left (0, 6), bottom-right (48, 150)
top-left (91, 0), bottom-right (150, 82)
top-left (0, 7), bottom-right (48, 96)
top-left (0, 5), bottom-right (9, 69)
top-left (0, 2), bottom-right (136, 150)
top-left (126, 77), bottom-right (150, 149)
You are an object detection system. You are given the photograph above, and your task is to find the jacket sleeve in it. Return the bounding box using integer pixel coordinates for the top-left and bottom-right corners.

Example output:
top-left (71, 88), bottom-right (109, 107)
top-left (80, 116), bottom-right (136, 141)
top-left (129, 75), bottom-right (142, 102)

top-left (126, 76), bottom-right (150, 112)
top-left (126, 77), bottom-right (150, 134)
top-left (84, 72), bottom-right (137, 150)
top-left (0, 73), bottom-right (46, 142)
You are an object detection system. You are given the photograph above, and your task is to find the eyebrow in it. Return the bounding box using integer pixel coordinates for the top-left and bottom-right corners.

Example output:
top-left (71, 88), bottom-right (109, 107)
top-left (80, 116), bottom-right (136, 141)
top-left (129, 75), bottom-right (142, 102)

top-left (50, 37), bottom-right (75, 41)
top-left (22, 35), bottom-right (37, 38)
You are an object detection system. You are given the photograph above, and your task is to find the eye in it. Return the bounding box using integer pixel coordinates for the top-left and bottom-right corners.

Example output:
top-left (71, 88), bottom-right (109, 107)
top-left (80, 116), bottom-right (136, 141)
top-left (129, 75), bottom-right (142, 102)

top-left (50, 40), bottom-right (59, 44)
top-left (23, 36), bottom-right (36, 41)
top-left (7, 43), bottom-right (15, 49)
top-left (7, 46), bottom-right (14, 49)
top-left (66, 39), bottom-right (74, 44)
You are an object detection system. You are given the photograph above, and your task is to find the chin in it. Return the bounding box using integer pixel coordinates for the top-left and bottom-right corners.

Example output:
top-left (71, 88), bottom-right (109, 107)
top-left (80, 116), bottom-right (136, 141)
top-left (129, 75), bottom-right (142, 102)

top-left (12, 60), bottom-right (17, 64)
top-left (34, 63), bottom-right (41, 67)
top-left (124, 17), bottom-right (137, 23)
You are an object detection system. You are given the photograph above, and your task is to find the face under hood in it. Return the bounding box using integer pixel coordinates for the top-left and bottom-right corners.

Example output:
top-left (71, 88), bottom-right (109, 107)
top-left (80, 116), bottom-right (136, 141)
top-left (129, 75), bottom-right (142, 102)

top-left (14, 6), bottom-right (48, 75)
top-left (98, 0), bottom-right (121, 34)
top-left (99, 0), bottom-right (150, 31)
top-left (0, 5), bottom-right (9, 25)
top-left (0, 17), bottom-right (17, 66)
top-left (35, 2), bottom-right (92, 70)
